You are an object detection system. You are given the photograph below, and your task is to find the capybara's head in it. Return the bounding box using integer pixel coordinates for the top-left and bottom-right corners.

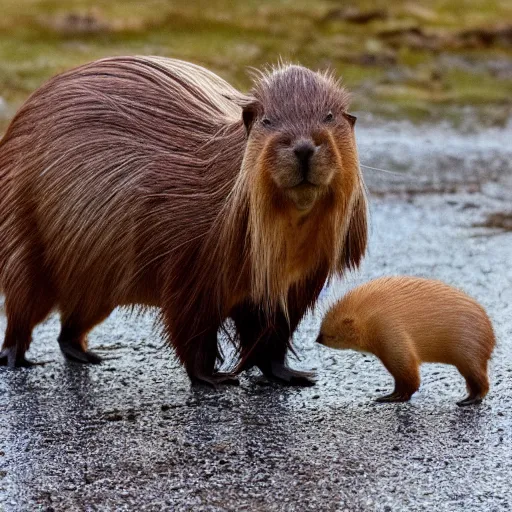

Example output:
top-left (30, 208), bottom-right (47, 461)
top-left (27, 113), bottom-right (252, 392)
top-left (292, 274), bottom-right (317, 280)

top-left (241, 64), bottom-right (357, 212)
top-left (317, 304), bottom-right (359, 350)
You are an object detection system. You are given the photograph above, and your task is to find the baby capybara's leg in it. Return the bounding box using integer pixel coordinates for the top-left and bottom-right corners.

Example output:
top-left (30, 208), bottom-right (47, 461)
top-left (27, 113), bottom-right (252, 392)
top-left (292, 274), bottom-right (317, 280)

top-left (376, 352), bottom-right (421, 403)
top-left (58, 307), bottom-right (113, 364)
top-left (376, 372), bottom-right (420, 403)
top-left (232, 305), bottom-right (315, 386)
top-left (171, 327), bottom-right (238, 387)
top-left (457, 363), bottom-right (489, 406)
top-left (0, 287), bottom-right (55, 367)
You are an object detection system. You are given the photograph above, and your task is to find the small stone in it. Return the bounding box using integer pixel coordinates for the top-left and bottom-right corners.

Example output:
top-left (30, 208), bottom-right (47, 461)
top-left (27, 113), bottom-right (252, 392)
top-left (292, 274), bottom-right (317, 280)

top-left (104, 411), bottom-right (123, 422)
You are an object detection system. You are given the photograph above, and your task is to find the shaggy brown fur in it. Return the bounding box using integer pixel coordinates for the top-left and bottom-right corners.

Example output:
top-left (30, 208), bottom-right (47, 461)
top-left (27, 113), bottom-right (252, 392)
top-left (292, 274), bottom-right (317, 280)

top-left (0, 56), bottom-right (367, 385)
top-left (318, 276), bottom-right (496, 405)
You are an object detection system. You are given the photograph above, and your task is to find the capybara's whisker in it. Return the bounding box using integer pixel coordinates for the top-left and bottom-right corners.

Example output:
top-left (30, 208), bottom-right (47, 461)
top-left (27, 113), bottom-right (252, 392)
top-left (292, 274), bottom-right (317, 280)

top-left (360, 164), bottom-right (408, 176)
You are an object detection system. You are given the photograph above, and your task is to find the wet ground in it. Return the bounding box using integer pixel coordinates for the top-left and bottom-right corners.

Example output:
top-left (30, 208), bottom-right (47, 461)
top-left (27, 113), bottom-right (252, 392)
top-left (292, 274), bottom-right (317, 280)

top-left (1, 120), bottom-right (512, 511)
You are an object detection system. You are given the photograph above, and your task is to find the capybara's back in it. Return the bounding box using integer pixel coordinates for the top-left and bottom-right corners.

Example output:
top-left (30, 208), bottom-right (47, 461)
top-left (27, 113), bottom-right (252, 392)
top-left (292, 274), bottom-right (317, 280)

top-left (0, 57), bottom-right (247, 367)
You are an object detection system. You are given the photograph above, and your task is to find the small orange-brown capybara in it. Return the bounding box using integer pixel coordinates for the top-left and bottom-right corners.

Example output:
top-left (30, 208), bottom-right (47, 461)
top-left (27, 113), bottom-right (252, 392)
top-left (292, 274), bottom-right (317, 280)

top-left (317, 276), bottom-right (495, 405)
top-left (0, 56), bottom-right (367, 386)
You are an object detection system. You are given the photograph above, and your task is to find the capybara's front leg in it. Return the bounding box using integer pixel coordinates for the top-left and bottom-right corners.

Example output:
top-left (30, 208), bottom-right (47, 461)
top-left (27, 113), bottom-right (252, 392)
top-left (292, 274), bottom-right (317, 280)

top-left (176, 328), bottom-right (239, 387)
top-left (375, 352), bottom-right (420, 403)
top-left (232, 305), bottom-right (315, 387)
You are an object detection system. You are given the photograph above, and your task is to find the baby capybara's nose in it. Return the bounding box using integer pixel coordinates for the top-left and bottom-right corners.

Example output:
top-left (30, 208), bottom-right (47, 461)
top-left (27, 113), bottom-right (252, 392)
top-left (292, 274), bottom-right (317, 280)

top-left (293, 140), bottom-right (316, 178)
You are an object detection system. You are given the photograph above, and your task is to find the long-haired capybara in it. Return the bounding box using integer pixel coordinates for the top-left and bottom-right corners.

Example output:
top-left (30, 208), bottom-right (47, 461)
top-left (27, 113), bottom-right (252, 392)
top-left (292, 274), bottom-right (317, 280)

top-left (317, 276), bottom-right (495, 405)
top-left (0, 57), bottom-right (367, 385)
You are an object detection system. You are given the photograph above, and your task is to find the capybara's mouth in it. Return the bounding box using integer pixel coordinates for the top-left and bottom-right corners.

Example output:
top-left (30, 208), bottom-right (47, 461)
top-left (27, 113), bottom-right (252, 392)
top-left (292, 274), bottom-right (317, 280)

top-left (289, 180), bottom-right (320, 190)
top-left (285, 182), bottom-right (322, 211)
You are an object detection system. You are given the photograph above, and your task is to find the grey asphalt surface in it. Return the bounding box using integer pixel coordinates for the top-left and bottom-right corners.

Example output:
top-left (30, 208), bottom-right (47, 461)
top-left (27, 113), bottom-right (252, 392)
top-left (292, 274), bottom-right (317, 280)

top-left (1, 120), bottom-right (512, 511)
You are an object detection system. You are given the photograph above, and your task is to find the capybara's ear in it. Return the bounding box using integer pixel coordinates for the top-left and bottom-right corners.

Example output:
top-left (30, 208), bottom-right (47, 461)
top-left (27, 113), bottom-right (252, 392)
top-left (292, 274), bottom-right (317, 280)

top-left (343, 112), bottom-right (357, 128)
top-left (223, 93), bottom-right (259, 134)
top-left (242, 102), bottom-right (258, 135)
top-left (342, 188), bottom-right (368, 270)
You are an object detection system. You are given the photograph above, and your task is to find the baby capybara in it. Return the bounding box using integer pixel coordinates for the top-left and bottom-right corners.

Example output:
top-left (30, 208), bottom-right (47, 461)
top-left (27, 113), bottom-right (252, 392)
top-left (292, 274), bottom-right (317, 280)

top-left (318, 276), bottom-right (495, 405)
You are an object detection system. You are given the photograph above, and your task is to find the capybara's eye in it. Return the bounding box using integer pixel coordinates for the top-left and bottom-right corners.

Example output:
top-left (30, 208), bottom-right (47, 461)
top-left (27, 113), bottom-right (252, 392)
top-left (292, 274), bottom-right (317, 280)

top-left (261, 117), bottom-right (272, 127)
top-left (343, 113), bottom-right (357, 127)
top-left (323, 111), bottom-right (334, 123)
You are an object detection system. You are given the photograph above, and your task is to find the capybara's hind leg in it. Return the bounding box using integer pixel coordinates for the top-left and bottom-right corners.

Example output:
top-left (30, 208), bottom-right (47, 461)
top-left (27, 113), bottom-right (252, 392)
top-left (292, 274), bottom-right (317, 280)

top-left (0, 322), bottom-right (35, 367)
top-left (58, 307), bottom-right (113, 364)
top-left (0, 293), bottom-right (55, 367)
top-left (0, 231), bottom-right (56, 367)
top-left (457, 367), bottom-right (489, 406)
top-left (232, 305), bottom-right (315, 387)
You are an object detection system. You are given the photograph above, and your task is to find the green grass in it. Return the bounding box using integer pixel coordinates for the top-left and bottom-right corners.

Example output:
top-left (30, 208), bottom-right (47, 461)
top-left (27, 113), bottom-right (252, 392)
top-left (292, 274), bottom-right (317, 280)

top-left (0, 0), bottom-right (511, 130)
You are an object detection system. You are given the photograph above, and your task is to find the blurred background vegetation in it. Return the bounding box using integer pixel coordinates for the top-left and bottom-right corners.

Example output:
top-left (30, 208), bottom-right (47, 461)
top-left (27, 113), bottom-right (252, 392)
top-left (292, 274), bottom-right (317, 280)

top-left (0, 0), bottom-right (511, 131)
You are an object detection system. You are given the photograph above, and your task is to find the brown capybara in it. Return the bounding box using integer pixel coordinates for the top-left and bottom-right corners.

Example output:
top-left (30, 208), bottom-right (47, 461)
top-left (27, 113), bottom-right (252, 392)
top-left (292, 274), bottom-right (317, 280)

top-left (0, 57), bottom-right (368, 386)
top-left (317, 276), bottom-right (495, 405)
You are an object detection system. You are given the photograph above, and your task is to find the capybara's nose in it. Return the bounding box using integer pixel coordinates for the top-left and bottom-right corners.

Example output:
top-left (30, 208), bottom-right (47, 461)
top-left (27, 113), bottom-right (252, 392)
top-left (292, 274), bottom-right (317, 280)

top-left (316, 333), bottom-right (324, 345)
top-left (293, 141), bottom-right (316, 178)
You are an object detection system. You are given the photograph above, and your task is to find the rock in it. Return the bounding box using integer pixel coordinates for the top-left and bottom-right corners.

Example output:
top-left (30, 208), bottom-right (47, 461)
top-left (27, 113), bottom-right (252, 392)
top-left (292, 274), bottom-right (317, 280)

top-left (339, 50), bottom-right (397, 67)
top-left (403, 3), bottom-right (438, 22)
top-left (457, 24), bottom-right (512, 49)
top-left (378, 26), bottom-right (446, 51)
top-left (324, 7), bottom-right (388, 24)
top-left (378, 23), bottom-right (512, 51)
top-left (474, 212), bottom-right (512, 232)
top-left (39, 10), bottom-right (111, 35)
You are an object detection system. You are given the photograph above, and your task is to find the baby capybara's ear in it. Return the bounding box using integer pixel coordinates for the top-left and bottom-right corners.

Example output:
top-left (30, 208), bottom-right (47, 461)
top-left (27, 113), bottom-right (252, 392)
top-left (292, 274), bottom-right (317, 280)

top-left (342, 188), bottom-right (368, 270)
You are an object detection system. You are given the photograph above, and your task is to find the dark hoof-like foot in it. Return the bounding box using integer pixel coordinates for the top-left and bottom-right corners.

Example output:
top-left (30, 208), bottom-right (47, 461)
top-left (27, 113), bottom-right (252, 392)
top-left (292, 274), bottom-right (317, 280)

top-left (0, 348), bottom-right (41, 368)
top-left (190, 372), bottom-right (240, 388)
top-left (375, 391), bottom-right (411, 403)
top-left (457, 396), bottom-right (483, 407)
top-left (260, 362), bottom-right (316, 387)
top-left (60, 343), bottom-right (102, 364)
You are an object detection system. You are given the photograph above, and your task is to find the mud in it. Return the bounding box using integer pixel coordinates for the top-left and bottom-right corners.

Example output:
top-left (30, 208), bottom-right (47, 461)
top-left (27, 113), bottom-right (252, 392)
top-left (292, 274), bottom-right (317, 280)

top-left (1, 120), bottom-right (511, 511)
